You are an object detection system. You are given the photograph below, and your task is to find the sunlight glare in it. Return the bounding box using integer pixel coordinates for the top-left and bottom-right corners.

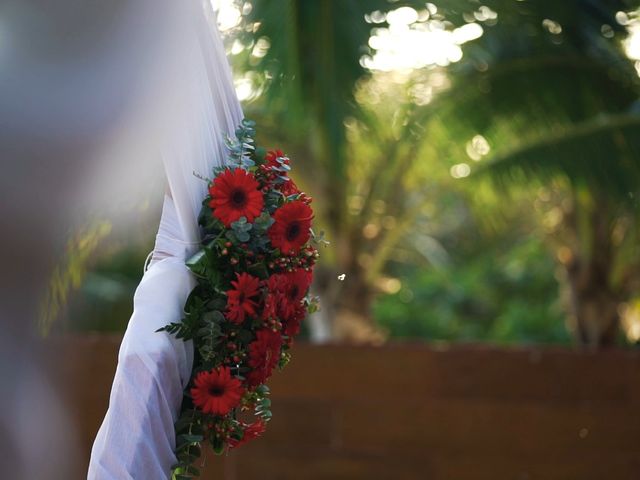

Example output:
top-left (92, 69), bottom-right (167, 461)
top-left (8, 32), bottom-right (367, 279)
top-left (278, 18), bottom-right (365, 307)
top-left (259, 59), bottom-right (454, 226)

top-left (450, 163), bottom-right (471, 179)
top-left (625, 21), bottom-right (640, 60)
top-left (365, 6), bottom-right (484, 72)
top-left (466, 135), bottom-right (490, 161)
top-left (210, 0), bottom-right (241, 31)
top-left (234, 77), bottom-right (254, 102)
top-left (386, 6), bottom-right (419, 26)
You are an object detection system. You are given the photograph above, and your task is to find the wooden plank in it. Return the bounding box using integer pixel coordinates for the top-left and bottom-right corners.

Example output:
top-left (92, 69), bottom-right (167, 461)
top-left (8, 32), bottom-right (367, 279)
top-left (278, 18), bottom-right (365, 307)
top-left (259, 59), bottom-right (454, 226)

top-left (334, 399), bottom-right (640, 456)
top-left (207, 448), bottom-right (640, 480)
top-left (268, 345), bottom-right (640, 405)
top-left (42, 335), bottom-right (640, 479)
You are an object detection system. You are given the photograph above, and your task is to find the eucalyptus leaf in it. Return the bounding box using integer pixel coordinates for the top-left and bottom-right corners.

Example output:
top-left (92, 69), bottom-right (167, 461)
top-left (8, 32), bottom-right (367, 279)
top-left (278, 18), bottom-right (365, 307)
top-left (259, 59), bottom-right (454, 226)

top-left (202, 310), bottom-right (225, 324)
top-left (236, 231), bottom-right (250, 242)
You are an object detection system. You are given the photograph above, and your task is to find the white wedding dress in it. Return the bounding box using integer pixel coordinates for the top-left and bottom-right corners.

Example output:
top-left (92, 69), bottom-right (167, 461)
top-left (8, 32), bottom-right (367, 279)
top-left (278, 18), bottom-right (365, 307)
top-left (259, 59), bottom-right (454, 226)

top-left (88, 1), bottom-right (243, 478)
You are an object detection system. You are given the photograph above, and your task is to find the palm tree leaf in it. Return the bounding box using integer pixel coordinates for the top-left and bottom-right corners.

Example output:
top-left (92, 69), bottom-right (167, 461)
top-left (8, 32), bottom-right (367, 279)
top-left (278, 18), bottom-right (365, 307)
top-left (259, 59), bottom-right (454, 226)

top-left (479, 113), bottom-right (640, 200)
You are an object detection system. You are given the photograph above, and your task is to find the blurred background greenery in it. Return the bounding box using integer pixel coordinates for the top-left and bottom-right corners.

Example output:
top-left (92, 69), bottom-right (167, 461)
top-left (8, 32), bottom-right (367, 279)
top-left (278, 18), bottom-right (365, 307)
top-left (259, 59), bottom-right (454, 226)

top-left (52, 0), bottom-right (640, 348)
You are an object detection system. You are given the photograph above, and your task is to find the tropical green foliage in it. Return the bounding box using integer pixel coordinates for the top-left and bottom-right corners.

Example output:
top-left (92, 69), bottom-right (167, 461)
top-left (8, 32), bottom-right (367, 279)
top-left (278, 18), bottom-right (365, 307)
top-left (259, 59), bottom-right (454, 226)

top-left (61, 0), bottom-right (640, 347)
top-left (234, 0), bottom-right (640, 345)
top-left (375, 234), bottom-right (569, 344)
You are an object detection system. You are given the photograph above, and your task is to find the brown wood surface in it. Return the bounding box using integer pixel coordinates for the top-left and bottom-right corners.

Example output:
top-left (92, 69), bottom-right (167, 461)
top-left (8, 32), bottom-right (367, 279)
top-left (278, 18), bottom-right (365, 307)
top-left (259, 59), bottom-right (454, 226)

top-left (44, 335), bottom-right (640, 479)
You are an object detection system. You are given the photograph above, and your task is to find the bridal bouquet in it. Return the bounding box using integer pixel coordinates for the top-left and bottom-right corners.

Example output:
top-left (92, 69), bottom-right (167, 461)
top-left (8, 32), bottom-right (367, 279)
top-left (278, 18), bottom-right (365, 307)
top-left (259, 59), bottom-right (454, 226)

top-left (159, 120), bottom-right (320, 479)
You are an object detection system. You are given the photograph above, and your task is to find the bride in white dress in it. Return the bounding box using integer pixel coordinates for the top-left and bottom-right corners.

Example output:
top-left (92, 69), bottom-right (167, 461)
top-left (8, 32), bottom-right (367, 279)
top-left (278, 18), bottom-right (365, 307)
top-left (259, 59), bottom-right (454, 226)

top-left (88, 1), bottom-right (243, 477)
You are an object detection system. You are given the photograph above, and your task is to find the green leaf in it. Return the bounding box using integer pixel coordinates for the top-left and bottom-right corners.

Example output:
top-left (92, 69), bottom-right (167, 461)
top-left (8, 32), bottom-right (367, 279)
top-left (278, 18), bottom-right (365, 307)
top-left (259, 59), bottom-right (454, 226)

top-left (173, 474), bottom-right (192, 480)
top-left (255, 384), bottom-right (270, 396)
top-left (183, 465), bottom-right (200, 476)
top-left (202, 310), bottom-right (225, 324)
top-left (212, 436), bottom-right (225, 455)
top-left (174, 416), bottom-right (196, 433)
top-left (237, 329), bottom-right (254, 343)
top-left (236, 231), bottom-right (250, 242)
top-left (176, 433), bottom-right (204, 448)
top-left (253, 212), bottom-right (275, 232)
top-left (247, 262), bottom-right (269, 280)
top-left (186, 250), bottom-right (207, 276)
top-left (257, 410), bottom-right (273, 420)
top-left (255, 146), bottom-right (267, 163)
top-left (206, 297), bottom-right (227, 310)
top-left (480, 113), bottom-right (640, 200)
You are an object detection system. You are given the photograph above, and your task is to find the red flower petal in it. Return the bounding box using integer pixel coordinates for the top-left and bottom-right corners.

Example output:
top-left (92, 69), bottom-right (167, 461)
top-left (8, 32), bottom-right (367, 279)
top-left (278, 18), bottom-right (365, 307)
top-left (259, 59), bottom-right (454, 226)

top-left (229, 419), bottom-right (267, 449)
top-left (265, 149), bottom-right (286, 168)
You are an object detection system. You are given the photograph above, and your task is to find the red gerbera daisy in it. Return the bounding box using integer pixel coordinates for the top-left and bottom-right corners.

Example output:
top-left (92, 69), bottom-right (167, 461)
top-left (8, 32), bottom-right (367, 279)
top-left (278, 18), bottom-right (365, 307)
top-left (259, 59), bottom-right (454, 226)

top-left (267, 268), bottom-right (313, 303)
top-left (246, 329), bottom-right (283, 387)
top-left (229, 420), bottom-right (267, 449)
top-left (226, 272), bottom-right (261, 324)
top-left (281, 268), bottom-right (313, 304)
top-left (266, 271), bottom-right (287, 293)
top-left (268, 201), bottom-right (313, 254)
top-left (266, 269), bottom-right (313, 321)
top-left (191, 367), bottom-right (244, 416)
top-left (209, 168), bottom-right (264, 227)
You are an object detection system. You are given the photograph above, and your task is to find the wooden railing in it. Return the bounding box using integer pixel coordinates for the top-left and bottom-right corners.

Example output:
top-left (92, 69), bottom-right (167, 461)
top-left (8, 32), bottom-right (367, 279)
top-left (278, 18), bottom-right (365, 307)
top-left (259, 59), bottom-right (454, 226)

top-left (45, 335), bottom-right (640, 479)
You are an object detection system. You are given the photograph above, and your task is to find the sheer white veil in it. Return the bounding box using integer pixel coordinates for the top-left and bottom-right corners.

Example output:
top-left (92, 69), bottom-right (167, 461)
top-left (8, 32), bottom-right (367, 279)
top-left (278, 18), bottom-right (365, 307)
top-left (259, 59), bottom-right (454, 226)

top-left (155, 0), bottom-right (243, 261)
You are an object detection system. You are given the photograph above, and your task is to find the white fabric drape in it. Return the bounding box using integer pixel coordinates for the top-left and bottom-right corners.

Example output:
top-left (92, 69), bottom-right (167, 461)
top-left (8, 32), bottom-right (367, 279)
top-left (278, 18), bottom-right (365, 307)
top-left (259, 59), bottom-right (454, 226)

top-left (162, 0), bottom-right (243, 248)
top-left (88, 0), bottom-right (242, 477)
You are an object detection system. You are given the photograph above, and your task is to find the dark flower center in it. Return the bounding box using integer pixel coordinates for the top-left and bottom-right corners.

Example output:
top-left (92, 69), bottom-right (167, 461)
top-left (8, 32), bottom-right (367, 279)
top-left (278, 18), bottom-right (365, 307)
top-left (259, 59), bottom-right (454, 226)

top-left (286, 222), bottom-right (301, 241)
top-left (287, 285), bottom-right (299, 300)
top-left (209, 385), bottom-right (225, 397)
top-left (231, 189), bottom-right (247, 208)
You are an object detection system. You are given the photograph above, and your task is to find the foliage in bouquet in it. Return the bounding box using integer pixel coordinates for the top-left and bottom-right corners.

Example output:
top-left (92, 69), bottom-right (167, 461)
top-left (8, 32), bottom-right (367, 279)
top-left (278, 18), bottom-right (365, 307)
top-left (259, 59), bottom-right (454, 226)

top-left (158, 120), bottom-right (321, 479)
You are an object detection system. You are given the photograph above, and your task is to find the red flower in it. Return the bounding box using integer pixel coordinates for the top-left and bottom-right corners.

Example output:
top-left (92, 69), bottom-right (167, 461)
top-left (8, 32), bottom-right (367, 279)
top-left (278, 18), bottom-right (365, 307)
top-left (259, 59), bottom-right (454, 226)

top-left (267, 268), bottom-right (313, 303)
top-left (209, 168), bottom-right (264, 227)
top-left (246, 329), bottom-right (283, 386)
top-left (265, 149), bottom-right (286, 168)
top-left (281, 269), bottom-right (313, 304)
top-left (229, 420), bottom-right (267, 449)
top-left (226, 272), bottom-right (261, 324)
top-left (278, 177), bottom-right (301, 197)
top-left (268, 201), bottom-right (313, 254)
top-left (266, 272), bottom-right (287, 293)
top-left (261, 291), bottom-right (279, 321)
top-left (283, 302), bottom-right (307, 337)
top-left (266, 269), bottom-right (313, 321)
top-left (191, 367), bottom-right (244, 416)
top-left (275, 175), bottom-right (312, 204)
